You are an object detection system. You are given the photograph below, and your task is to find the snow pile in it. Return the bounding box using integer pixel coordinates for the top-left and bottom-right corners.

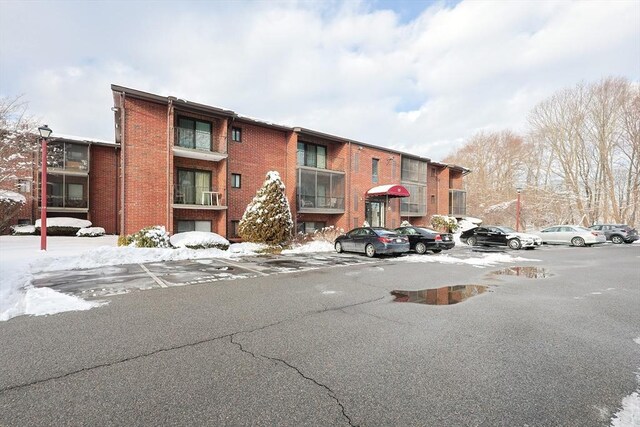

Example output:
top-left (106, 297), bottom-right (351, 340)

top-left (610, 337), bottom-right (640, 427)
top-left (11, 224), bottom-right (36, 235)
top-left (77, 227), bottom-right (105, 237)
top-left (400, 252), bottom-right (539, 268)
top-left (282, 240), bottom-right (334, 254)
top-left (170, 231), bottom-right (229, 249)
top-left (35, 217), bottom-right (92, 228)
top-left (228, 242), bottom-right (268, 255)
top-left (0, 189), bottom-right (26, 203)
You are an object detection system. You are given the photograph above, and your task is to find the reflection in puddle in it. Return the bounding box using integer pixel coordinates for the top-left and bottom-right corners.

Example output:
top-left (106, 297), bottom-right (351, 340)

top-left (391, 285), bottom-right (488, 305)
top-left (491, 267), bottom-right (550, 278)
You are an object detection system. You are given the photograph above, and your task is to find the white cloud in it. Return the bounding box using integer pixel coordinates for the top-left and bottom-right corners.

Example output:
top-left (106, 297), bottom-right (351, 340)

top-left (0, 0), bottom-right (638, 160)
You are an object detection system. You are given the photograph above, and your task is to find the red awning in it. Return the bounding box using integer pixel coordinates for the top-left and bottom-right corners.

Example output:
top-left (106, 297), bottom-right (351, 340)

top-left (366, 184), bottom-right (410, 198)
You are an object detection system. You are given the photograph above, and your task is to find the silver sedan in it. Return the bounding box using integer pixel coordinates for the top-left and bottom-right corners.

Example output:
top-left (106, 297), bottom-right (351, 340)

top-left (536, 225), bottom-right (606, 247)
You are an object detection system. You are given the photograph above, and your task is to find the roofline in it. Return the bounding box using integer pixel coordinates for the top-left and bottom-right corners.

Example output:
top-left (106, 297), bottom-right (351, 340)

top-left (49, 133), bottom-right (119, 148)
top-left (111, 84), bottom-right (235, 118)
top-left (235, 115), bottom-right (292, 133)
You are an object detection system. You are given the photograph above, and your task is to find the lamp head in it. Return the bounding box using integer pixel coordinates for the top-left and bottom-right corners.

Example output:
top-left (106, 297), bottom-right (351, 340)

top-left (38, 125), bottom-right (52, 139)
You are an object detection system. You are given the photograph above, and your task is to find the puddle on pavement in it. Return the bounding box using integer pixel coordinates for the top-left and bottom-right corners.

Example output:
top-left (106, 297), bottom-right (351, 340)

top-left (391, 285), bottom-right (488, 305)
top-left (491, 266), bottom-right (550, 278)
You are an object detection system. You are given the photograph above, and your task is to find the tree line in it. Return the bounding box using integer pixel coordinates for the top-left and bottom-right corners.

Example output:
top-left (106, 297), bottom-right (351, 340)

top-left (445, 77), bottom-right (639, 229)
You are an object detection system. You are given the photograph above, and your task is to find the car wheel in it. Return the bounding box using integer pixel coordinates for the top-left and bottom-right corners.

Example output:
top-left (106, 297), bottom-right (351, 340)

top-left (365, 244), bottom-right (376, 258)
top-left (611, 235), bottom-right (624, 244)
top-left (335, 241), bottom-right (343, 253)
top-left (571, 237), bottom-right (586, 247)
top-left (415, 242), bottom-right (427, 254)
top-left (467, 236), bottom-right (477, 246)
top-left (432, 249), bottom-right (442, 254)
top-left (508, 238), bottom-right (522, 250)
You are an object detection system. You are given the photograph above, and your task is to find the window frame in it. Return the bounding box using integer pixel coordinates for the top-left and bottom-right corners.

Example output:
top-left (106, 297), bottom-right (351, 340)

top-left (231, 127), bottom-right (242, 142)
top-left (231, 173), bottom-right (241, 189)
top-left (297, 141), bottom-right (327, 169)
top-left (372, 158), bottom-right (379, 183)
top-left (176, 116), bottom-right (213, 151)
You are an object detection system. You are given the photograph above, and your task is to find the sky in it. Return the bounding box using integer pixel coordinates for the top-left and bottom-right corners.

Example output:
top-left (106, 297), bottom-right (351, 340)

top-left (0, 0), bottom-right (638, 161)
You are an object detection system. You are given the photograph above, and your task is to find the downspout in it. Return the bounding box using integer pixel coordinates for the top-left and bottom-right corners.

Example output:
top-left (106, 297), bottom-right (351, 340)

top-left (226, 116), bottom-right (234, 239)
top-left (115, 145), bottom-right (119, 235)
top-left (120, 92), bottom-right (126, 235)
top-left (166, 99), bottom-right (173, 232)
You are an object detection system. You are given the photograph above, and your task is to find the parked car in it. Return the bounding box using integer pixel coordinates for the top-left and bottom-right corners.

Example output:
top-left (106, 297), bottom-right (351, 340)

top-left (334, 227), bottom-right (409, 257)
top-left (588, 224), bottom-right (639, 244)
top-left (461, 226), bottom-right (542, 250)
top-left (394, 226), bottom-right (455, 254)
top-left (536, 225), bottom-right (606, 247)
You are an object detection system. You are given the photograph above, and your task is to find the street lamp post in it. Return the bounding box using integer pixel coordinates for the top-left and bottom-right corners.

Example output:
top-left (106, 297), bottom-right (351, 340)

top-left (516, 187), bottom-right (522, 232)
top-left (38, 125), bottom-right (52, 251)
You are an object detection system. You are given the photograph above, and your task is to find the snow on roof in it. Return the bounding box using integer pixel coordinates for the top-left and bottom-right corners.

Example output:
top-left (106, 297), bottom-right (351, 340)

top-left (53, 133), bottom-right (116, 146)
top-left (0, 190), bottom-right (26, 203)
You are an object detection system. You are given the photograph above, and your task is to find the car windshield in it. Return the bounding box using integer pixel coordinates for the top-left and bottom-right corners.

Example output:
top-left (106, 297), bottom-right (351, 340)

top-left (576, 226), bottom-right (591, 232)
top-left (376, 229), bottom-right (396, 236)
top-left (418, 228), bottom-right (438, 234)
top-left (497, 226), bottom-right (516, 233)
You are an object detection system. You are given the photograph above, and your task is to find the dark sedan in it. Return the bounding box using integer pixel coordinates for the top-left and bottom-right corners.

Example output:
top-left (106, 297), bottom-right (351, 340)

top-left (394, 226), bottom-right (455, 254)
top-left (461, 226), bottom-right (542, 249)
top-left (334, 227), bottom-right (409, 257)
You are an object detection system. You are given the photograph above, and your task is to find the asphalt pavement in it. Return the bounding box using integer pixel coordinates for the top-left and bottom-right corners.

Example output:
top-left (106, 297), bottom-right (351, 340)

top-left (1, 243), bottom-right (639, 426)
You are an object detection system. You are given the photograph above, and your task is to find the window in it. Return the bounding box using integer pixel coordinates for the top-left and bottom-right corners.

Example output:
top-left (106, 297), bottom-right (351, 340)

top-left (372, 158), bottom-right (379, 183)
top-left (231, 173), bottom-right (241, 188)
top-left (177, 220), bottom-right (211, 233)
top-left (177, 117), bottom-right (212, 150)
top-left (18, 179), bottom-right (31, 193)
top-left (297, 142), bottom-right (327, 169)
top-left (231, 127), bottom-right (242, 142)
top-left (46, 142), bottom-right (88, 171)
top-left (296, 221), bottom-right (326, 234)
top-left (176, 169), bottom-right (211, 204)
top-left (231, 220), bottom-right (240, 238)
top-left (401, 158), bottom-right (427, 182)
top-left (430, 167), bottom-right (437, 177)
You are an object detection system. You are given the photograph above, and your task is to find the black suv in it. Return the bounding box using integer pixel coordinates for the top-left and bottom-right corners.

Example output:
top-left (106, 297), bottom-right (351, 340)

top-left (588, 224), bottom-right (638, 244)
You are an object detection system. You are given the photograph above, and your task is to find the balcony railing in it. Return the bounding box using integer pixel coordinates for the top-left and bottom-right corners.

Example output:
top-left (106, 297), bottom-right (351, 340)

top-left (298, 195), bottom-right (345, 210)
top-left (39, 195), bottom-right (88, 209)
top-left (174, 184), bottom-right (222, 207)
top-left (173, 128), bottom-right (227, 161)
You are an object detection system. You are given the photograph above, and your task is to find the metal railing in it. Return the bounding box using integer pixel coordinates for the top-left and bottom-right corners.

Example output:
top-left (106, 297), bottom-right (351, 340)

top-left (174, 184), bottom-right (220, 205)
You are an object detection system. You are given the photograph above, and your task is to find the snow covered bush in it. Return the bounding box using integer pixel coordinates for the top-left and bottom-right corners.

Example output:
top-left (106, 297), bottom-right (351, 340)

top-left (400, 220), bottom-right (412, 227)
top-left (363, 220), bottom-right (370, 227)
top-left (238, 171), bottom-right (293, 244)
top-left (118, 225), bottom-right (171, 248)
top-left (35, 217), bottom-right (92, 236)
top-left (10, 224), bottom-right (35, 235)
top-left (430, 215), bottom-right (459, 233)
top-left (0, 190), bottom-right (26, 234)
top-left (169, 231), bottom-right (229, 250)
top-left (77, 227), bottom-right (105, 237)
top-left (313, 226), bottom-right (344, 243)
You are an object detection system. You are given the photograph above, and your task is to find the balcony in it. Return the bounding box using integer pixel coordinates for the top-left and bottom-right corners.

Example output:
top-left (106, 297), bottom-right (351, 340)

top-left (297, 167), bottom-right (345, 214)
top-left (400, 183), bottom-right (426, 216)
top-left (39, 174), bottom-right (89, 212)
top-left (173, 128), bottom-right (227, 162)
top-left (449, 189), bottom-right (467, 216)
top-left (172, 184), bottom-right (226, 210)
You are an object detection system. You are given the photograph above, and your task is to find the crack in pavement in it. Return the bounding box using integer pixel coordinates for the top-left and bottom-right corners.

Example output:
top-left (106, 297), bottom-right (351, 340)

top-left (229, 335), bottom-right (356, 427)
top-left (0, 296), bottom-right (386, 395)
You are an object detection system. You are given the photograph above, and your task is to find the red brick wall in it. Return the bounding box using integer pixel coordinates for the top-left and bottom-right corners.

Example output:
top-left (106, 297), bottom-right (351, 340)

top-left (227, 122), bottom-right (289, 227)
top-left (89, 145), bottom-right (119, 234)
top-left (121, 97), bottom-right (169, 235)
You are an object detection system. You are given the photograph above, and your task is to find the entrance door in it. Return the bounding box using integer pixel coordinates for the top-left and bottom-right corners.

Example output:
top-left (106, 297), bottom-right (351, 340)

top-left (365, 201), bottom-right (385, 227)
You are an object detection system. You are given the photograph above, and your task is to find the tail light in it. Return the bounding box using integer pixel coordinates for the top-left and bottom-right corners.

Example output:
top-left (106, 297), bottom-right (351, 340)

top-left (378, 237), bottom-right (393, 244)
top-left (435, 235), bottom-right (442, 241)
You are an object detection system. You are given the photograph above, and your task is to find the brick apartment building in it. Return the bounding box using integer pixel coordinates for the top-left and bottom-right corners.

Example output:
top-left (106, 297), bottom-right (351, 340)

top-left (4, 84), bottom-right (468, 238)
